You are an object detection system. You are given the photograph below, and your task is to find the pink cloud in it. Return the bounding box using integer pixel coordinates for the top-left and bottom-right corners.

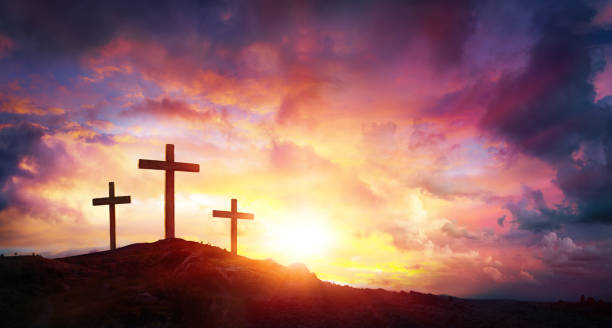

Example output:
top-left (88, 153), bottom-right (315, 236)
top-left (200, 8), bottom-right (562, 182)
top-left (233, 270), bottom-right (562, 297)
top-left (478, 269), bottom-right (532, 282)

top-left (483, 266), bottom-right (504, 282)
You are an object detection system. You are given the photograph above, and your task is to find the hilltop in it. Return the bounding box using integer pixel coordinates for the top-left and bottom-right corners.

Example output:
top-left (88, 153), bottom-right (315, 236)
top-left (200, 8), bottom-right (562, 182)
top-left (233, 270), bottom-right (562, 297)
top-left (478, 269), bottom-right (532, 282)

top-left (1, 238), bottom-right (611, 327)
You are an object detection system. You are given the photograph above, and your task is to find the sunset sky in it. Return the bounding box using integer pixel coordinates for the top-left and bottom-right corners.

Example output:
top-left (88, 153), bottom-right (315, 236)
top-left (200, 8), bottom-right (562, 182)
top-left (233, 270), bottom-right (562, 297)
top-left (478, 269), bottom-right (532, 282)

top-left (2, 0), bottom-right (612, 301)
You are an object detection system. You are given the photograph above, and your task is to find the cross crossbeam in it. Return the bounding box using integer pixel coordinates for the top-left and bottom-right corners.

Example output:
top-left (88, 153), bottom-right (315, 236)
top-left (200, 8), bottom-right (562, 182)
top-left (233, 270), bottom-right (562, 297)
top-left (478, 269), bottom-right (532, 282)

top-left (92, 196), bottom-right (131, 206)
top-left (212, 198), bottom-right (254, 255)
top-left (138, 144), bottom-right (199, 239)
top-left (92, 182), bottom-right (131, 250)
top-left (138, 160), bottom-right (199, 172)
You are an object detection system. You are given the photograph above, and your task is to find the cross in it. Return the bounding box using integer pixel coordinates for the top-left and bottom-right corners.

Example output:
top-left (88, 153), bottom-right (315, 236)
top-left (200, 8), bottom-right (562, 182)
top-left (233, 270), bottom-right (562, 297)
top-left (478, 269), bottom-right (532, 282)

top-left (92, 182), bottom-right (131, 250)
top-left (212, 198), bottom-right (254, 255)
top-left (138, 144), bottom-right (199, 239)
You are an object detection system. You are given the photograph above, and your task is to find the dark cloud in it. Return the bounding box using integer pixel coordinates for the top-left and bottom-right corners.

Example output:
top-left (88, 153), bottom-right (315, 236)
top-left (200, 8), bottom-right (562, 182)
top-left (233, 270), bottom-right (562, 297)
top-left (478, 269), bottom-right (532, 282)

top-left (537, 232), bottom-right (612, 278)
top-left (480, 0), bottom-right (612, 228)
top-left (497, 215), bottom-right (506, 227)
top-left (424, 79), bottom-right (495, 119)
top-left (0, 122), bottom-right (82, 225)
top-left (355, 0), bottom-right (476, 67)
top-left (0, 34), bottom-right (13, 58)
top-left (472, 230), bottom-right (612, 301)
top-left (0, 110), bottom-right (116, 146)
top-left (506, 187), bottom-right (572, 232)
top-left (1, 0), bottom-right (480, 134)
top-left (0, 122), bottom-right (53, 209)
top-left (0, 0), bottom-right (199, 56)
top-left (0, 0), bottom-right (477, 66)
top-left (229, 0), bottom-right (477, 69)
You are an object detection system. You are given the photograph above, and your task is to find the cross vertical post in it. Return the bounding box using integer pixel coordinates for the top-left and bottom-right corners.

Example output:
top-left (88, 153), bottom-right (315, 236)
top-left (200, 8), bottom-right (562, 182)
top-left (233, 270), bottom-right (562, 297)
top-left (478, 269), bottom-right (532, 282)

top-left (231, 198), bottom-right (237, 254)
top-left (212, 198), bottom-right (254, 255)
top-left (165, 144), bottom-right (175, 239)
top-left (109, 182), bottom-right (116, 250)
top-left (139, 144), bottom-right (200, 239)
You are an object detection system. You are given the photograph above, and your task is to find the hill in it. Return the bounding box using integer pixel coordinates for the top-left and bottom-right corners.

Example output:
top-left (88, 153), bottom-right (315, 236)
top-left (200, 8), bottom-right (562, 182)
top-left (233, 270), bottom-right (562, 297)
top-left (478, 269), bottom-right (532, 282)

top-left (1, 238), bottom-right (611, 327)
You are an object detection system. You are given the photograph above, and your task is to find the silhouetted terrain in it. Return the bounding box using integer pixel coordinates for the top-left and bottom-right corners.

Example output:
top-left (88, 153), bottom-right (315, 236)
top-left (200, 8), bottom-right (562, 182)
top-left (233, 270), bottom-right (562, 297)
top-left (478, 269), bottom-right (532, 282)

top-left (1, 239), bottom-right (610, 327)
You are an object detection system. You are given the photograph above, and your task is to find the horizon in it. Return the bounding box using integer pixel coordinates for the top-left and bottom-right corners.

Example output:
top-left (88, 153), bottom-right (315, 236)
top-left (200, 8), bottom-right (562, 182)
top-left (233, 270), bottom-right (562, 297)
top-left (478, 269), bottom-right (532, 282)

top-left (1, 0), bottom-right (612, 303)
top-left (0, 237), bottom-right (591, 303)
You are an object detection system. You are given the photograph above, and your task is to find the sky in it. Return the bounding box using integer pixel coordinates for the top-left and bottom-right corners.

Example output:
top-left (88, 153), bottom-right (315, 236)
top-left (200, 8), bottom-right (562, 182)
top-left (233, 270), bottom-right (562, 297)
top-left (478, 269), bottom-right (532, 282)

top-left (1, 0), bottom-right (612, 301)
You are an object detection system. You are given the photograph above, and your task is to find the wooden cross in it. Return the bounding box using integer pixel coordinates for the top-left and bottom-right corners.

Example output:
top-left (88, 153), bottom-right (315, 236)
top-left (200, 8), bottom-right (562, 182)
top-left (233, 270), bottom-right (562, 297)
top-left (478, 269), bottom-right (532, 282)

top-left (138, 144), bottom-right (199, 239)
top-left (212, 198), bottom-right (254, 255)
top-left (92, 182), bottom-right (131, 250)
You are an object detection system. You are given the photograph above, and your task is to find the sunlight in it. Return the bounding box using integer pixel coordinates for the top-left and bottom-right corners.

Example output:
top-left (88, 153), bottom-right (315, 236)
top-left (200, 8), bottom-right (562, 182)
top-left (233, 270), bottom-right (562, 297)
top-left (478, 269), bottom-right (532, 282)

top-left (270, 215), bottom-right (333, 261)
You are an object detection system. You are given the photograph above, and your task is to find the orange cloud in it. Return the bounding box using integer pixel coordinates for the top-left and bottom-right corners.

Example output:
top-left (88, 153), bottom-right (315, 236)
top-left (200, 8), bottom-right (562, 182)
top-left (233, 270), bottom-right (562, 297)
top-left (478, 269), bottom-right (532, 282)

top-left (0, 93), bottom-right (65, 115)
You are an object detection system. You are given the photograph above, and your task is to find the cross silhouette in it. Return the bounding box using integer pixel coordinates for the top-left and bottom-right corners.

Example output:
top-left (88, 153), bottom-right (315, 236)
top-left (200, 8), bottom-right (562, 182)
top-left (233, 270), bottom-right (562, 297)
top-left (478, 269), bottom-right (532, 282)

top-left (138, 144), bottom-right (199, 239)
top-left (212, 198), bottom-right (254, 255)
top-left (92, 182), bottom-right (131, 250)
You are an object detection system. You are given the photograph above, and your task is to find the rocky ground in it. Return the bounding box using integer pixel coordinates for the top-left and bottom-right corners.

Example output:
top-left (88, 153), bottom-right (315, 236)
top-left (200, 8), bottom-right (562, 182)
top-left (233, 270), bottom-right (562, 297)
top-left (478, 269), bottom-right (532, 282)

top-left (1, 238), bottom-right (611, 327)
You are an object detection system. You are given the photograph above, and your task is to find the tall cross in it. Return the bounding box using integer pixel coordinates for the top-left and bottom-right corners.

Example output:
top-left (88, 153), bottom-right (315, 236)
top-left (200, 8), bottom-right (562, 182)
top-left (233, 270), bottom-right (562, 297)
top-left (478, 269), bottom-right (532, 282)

top-left (138, 144), bottom-right (199, 239)
top-left (92, 182), bottom-right (131, 250)
top-left (212, 198), bottom-right (254, 255)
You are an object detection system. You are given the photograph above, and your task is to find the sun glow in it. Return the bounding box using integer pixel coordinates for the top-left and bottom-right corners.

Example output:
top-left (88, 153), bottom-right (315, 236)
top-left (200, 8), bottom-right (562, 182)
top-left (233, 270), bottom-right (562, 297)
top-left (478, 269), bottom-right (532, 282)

top-left (269, 216), bottom-right (333, 262)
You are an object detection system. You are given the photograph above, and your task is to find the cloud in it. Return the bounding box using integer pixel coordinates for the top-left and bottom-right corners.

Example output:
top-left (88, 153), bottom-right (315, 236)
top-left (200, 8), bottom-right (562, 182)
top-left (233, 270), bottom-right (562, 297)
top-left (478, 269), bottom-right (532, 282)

top-left (85, 120), bottom-right (115, 132)
top-left (555, 143), bottom-right (612, 224)
top-left (505, 187), bottom-right (572, 232)
top-left (483, 266), bottom-right (504, 282)
top-left (0, 122), bottom-right (58, 209)
top-left (121, 98), bottom-right (221, 126)
top-left (593, 1), bottom-right (612, 27)
top-left (441, 220), bottom-right (479, 240)
top-left (408, 124), bottom-right (446, 151)
top-left (0, 93), bottom-right (65, 115)
top-left (361, 122), bottom-right (397, 157)
top-left (416, 172), bottom-right (489, 200)
top-left (265, 139), bottom-right (381, 208)
top-left (360, 0), bottom-right (476, 68)
top-left (59, 122), bottom-right (116, 145)
top-left (519, 269), bottom-right (539, 284)
top-left (268, 140), bottom-right (333, 173)
top-left (497, 215), bottom-right (506, 227)
top-left (0, 34), bottom-right (13, 58)
top-left (0, 0), bottom-right (204, 57)
top-left (536, 232), bottom-right (612, 277)
top-left (0, 120), bottom-right (90, 227)
top-left (481, 1), bottom-right (612, 228)
top-left (5, 0), bottom-right (481, 130)
top-left (273, 65), bottom-right (336, 127)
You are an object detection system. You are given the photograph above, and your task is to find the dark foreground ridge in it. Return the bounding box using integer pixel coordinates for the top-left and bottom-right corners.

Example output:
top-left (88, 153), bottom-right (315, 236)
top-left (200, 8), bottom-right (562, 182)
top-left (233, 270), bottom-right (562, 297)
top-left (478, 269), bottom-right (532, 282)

top-left (1, 239), bottom-right (611, 328)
